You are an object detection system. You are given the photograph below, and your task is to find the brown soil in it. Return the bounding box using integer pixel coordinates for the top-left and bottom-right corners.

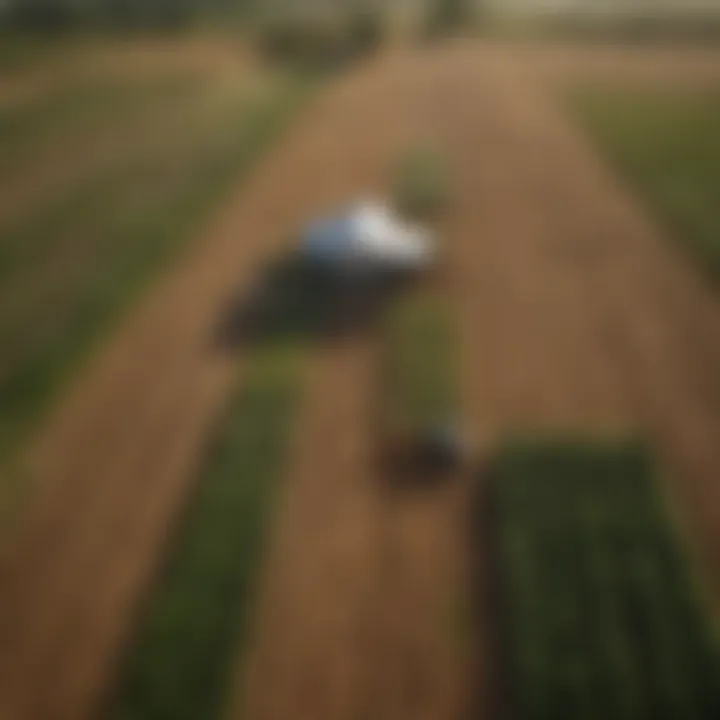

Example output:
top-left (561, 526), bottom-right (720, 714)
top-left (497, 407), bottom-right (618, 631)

top-left (499, 40), bottom-right (720, 87)
top-left (0, 41), bottom-right (719, 720)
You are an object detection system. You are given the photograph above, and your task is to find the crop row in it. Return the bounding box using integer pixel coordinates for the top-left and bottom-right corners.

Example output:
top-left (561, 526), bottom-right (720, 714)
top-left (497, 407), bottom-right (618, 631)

top-left (490, 440), bottom-right (720, 720)
top-left (378, 290), bottom-right (456, 442)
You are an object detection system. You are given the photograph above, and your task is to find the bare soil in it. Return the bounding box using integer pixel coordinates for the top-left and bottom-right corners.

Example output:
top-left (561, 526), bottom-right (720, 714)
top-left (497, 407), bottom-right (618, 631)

top-left (0, 41), bottom-right (719, 720)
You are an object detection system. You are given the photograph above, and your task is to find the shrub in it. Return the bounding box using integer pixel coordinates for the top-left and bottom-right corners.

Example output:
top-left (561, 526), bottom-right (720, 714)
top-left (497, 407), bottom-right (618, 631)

top-left (346, 9), bottom-right (384, 57)
top-left (380, 293), bottom-right (455, 440)
top-left (422, 0), bottom-right (473, 40)
top-left (257, 19), bottom-right (344, 68)
top-left (393, 148), bottom-right (449, 221)
top-left (258, 10), bottom-right (384, 69)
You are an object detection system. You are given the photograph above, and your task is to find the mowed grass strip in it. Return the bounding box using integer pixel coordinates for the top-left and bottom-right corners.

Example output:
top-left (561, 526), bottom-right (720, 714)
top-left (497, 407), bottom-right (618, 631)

top-left (379, 290), bottom-right (456, 439)
top-left (489, 440), bottom-right (720, 720)
top-left (569, 89), bottom-right (720, 281)
top-left (0, 73), bottom-right (319, 461)
top-left (0, 74), bottom-right (202, 177)
top-left (111, 340), bottom-right (306, 720)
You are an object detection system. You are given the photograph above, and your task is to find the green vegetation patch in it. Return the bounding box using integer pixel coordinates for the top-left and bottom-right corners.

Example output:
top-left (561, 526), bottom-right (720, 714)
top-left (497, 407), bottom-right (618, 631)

top-left (570, 89), bottom-right (720, 281)
top-left (490, 439), bottom-right (720, 720)
top-left (257, 9), bottom-right (384, 69)
top-left (111, 340), bottom-right (305, 720)
top-left (0, 73), bottom-right (319, 464)
top-left (392, 147), bottom-right (449, 221)
top-left (380, 292), bottom-right (456, 438)
top-left (0, 74), bottom-right (201, 176)
top-left (422, 0), bottom-right (476, 40)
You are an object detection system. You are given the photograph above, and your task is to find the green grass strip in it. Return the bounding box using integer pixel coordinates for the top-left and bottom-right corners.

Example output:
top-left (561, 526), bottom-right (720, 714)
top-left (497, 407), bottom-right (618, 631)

top-left (111, 340), bottom-right (305, 720)
top-left (0, 75), bottom-right (200, 175)
top-left (569, 89), bottom-right (720, 281)
top-left (490, 440), bottom-right (720, 720)
top-left (379, 291), bottom-right (456, 438)
top-left (392, 147), bottom-right (450, 221)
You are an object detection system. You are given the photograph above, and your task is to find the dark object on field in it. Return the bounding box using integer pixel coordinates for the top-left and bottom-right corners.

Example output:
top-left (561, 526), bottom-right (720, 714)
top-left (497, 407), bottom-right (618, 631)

top-left (420, 422), bottom-right (466, 472)
top-left (213, 254), bottom-right (414, 351)
top-left (380, 421), bottom-right (466, 486)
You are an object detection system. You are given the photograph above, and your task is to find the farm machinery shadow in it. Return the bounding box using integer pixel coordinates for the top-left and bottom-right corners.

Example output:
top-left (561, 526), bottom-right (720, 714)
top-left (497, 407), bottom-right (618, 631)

top-left (213, 254), bottom-right (414, 352)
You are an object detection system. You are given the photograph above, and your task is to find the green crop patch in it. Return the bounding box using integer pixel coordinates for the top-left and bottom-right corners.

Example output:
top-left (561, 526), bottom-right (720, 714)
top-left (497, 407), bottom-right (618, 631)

top-left (569, 89), bottom-right (720, 281)
top-left (110, 341), bottom-right (305, 720)
top-left (489, 440), bottom-right (720, 720)
top-left (392, 147), bottom-right (449, 222)
top-left (0, 72), bottom-right (320, 468)
top-left (0, 75), bottom-right (200, 178)
top-left (379, 292), bottom-right (456, 439)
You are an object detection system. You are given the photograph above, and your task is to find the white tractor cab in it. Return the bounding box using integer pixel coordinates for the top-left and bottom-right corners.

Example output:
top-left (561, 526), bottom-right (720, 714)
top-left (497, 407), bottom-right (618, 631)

top-left (300, 200), bottom-right (435, 280)
top-left (293, 200), bottom-right (436, 335)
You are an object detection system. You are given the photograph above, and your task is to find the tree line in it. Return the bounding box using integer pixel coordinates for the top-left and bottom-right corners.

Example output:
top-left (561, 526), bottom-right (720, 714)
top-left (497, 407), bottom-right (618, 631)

top-left (0, 0), bottom-right (246, 31)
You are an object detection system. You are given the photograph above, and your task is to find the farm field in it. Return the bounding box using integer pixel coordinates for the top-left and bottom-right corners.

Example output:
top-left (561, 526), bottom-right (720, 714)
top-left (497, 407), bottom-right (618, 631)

top-left (490, 441), bottom-right (719, 720)
top-left (0, 37), bottom-right (313, 482)
top-left (112, 341), bottom-right (307, 720)
top-left (0, 38), bottom-right (719, 720)
top-left (570, 88), bottom-right (720, 280)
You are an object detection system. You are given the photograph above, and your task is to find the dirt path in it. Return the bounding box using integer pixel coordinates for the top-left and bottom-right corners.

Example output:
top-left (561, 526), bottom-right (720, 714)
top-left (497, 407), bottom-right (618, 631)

top-left (0, 41), bottom-right (719, 720)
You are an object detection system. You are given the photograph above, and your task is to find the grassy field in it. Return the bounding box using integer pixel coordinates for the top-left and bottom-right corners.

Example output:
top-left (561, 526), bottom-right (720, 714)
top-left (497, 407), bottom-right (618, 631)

top-left (0, 60), bottom-right (319, 464)
top-left (570, 89), bottom-right (720, 281)
top-left (0, 35), bottom-right (75, 74)
top-left (489, 440), bottom-right (720, 720)
top-left (0, 74), bottom-right (203, 181)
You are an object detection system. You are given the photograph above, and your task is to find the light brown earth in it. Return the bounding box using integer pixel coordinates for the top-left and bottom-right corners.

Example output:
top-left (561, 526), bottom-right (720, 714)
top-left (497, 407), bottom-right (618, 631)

top-left (0, 41), bottom-right (719, 720)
